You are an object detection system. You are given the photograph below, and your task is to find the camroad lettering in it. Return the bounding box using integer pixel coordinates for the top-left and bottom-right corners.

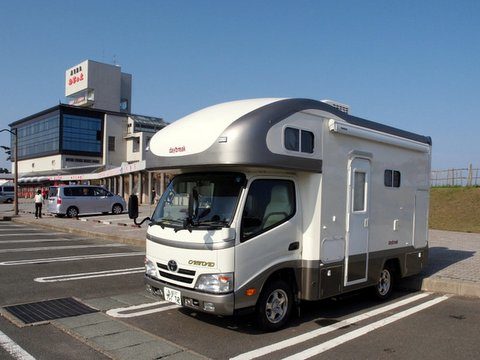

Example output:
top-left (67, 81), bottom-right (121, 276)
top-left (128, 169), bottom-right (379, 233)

top-left (188, 260), bottom-right (215, 267)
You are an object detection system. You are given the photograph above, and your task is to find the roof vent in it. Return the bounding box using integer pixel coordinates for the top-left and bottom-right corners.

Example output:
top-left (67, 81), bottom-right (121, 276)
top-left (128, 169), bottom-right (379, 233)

top-left (321, 99), bottom-right (350, 114)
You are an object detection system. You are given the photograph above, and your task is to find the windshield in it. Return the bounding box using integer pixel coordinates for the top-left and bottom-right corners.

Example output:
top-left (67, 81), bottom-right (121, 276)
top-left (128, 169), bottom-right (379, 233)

top-left (151, 172), bottom-right (246, 229)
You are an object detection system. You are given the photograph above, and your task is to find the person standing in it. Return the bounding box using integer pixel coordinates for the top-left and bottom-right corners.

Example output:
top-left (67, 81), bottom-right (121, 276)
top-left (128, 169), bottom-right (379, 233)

top-left (34, 189), bottom-right (44, 219)
top-left (151, 187), bottom-right (156, 205)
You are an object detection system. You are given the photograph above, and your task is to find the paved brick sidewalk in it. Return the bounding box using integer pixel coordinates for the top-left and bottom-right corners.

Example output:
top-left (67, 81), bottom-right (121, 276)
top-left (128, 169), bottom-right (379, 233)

top-left (407, 229), bottom-right (480, 297)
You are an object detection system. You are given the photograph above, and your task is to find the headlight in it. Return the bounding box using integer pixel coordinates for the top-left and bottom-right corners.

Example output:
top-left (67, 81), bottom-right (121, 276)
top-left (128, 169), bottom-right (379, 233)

top-left (145, 257), bottom-right (157, 277)
top-left (195, 273), bottom-right (234, 294)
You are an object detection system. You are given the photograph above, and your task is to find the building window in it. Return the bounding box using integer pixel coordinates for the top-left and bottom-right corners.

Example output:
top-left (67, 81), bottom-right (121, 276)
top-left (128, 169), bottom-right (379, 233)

top-left (284, 127), bottom-right (314, 153)
top-left (15, 113), bottom-right (60, 160)
top-left (62, 114), bottom-right (102, 155)
top-left (384, 170), bottom-right (401, 188)
top-left (108, 136), bottom-right (115, 151)
top-left (132, 138), bottom-right (140, 153)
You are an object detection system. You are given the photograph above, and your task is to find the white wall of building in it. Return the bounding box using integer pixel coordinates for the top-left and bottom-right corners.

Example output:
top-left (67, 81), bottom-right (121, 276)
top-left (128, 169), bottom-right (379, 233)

top-left (16, 154), bottom-right (63, 174)
top-left (104, 114), bottom-right (127, 168)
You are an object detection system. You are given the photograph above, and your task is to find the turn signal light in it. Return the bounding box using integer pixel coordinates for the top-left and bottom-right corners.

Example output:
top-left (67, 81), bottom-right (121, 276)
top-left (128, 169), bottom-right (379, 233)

top-left (245, 288), bottom-right (256, 296)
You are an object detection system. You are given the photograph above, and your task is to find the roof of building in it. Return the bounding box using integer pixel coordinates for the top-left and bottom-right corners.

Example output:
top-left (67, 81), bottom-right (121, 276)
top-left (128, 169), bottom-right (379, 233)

top-left (9, 104), bottom-right (166, 127)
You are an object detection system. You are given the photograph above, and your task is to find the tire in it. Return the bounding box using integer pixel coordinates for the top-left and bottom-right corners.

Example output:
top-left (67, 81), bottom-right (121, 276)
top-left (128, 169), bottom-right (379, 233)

top-left (112, 204), bottom-right (123, 215)
top-left (373, 264), bottom-right (395, 300)
top-left (6, 198), bottom-right (13, 204)
top-left (66, 206), bottom-right (79, 218)
top-left (256, 279), bottom-right (293, 331)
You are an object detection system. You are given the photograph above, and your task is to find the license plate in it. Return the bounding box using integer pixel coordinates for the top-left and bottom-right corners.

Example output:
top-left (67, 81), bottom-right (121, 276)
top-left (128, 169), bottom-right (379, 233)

top-left (164, 287), bottom-right (182, 305)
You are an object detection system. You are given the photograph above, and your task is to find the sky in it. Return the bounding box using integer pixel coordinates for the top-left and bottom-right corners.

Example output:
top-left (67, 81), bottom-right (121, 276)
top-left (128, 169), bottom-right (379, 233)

top-left (0, 0), bottom-right (479, 171)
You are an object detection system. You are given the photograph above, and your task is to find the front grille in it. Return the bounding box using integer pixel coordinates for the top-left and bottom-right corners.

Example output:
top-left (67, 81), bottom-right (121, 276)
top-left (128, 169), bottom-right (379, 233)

top-left (178, 268), bottom-right (195, 276)
top-left (157, 263), bottom-right (168, 270)
top-left (159, 271), bottom-right (194, 284)
top-left (157, 262), bottom-right (196, 284)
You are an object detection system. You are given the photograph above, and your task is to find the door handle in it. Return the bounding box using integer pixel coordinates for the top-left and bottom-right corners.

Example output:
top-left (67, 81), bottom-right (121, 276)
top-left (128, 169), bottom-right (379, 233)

top-left (288, 242), bottom-right (299, 251)
top-left (364, 218), bottom-right (369, 228)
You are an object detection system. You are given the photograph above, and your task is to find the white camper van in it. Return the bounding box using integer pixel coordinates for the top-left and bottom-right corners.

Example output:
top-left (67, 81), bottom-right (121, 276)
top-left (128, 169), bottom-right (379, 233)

top-left (137, 98), bottom-right (431, 330)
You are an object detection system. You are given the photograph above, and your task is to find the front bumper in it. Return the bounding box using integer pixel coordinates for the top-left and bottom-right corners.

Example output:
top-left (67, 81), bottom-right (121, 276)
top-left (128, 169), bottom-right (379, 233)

top-left (144, 274), bottom-right (235, 316)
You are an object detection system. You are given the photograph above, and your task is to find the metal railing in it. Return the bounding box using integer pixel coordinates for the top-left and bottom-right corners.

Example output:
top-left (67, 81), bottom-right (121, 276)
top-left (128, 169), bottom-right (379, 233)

top-left (431, 165), bottom-right (480, 187)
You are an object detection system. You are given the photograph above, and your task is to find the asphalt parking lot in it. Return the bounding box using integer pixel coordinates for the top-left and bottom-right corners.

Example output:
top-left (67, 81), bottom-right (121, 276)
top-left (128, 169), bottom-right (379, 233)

top-left (0, 220), bottom-right (479, 359)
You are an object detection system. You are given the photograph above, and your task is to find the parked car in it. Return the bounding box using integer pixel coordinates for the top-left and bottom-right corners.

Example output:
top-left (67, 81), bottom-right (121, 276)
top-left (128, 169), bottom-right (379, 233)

top-left (0, 185), bottom-right (14, 203)
top-left (47, 185), bottom-right (126, 218)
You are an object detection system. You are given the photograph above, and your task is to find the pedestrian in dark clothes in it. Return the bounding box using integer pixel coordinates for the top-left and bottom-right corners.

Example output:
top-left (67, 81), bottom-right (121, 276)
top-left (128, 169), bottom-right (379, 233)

top-left (34, 189), bottom-right (44, 219)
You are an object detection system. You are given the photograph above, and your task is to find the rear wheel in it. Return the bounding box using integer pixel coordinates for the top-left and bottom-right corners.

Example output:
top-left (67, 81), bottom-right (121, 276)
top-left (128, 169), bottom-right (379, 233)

top-left (112, 204), bottom-right (123, 215)
top-left (373, 264), bottom-right (395, 300)
top-left (66, 206), bottom-right (79, 218)
top-left (256, 279), bottom-right (293, 331)
top-left (6, 198), bottom-right (12, 203)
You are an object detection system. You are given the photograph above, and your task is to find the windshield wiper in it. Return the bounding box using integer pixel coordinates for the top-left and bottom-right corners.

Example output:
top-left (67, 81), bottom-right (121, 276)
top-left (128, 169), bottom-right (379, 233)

top-left (149, 219), bottom-right (183, 230)
top-left (194, 219), bottom-right (230, 229)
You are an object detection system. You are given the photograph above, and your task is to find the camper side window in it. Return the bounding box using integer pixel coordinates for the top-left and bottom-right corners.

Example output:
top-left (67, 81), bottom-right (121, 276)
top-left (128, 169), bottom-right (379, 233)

top-left (284, 127), bottom-right (314, 154)
top-left (240, 179), bottom-right (296, 242)
top-left (384, 170), bottom-right (401, 188)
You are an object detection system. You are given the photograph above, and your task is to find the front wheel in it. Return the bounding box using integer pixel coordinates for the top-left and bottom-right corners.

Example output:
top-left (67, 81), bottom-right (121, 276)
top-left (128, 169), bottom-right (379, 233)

top-left (112, 204), bottom-right (123, 215)
top-left (373, 265), bottom-right (395, 300)
top-left (256, 279), bottom-right (293, 331)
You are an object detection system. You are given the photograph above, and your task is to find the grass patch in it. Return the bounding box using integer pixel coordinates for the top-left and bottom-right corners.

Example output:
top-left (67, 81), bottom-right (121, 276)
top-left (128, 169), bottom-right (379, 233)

top-left (430, 187), bottom-right (480, 233)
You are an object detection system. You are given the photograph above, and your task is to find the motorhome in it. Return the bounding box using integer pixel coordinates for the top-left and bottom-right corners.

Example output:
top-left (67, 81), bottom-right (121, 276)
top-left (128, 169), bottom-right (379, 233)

top-left (133, 98), bottom-right (431, 330)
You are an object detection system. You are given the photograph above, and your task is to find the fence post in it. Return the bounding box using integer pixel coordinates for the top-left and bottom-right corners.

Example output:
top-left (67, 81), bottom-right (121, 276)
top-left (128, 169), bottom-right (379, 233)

top-left (467, 164), bottom-right (473, 187)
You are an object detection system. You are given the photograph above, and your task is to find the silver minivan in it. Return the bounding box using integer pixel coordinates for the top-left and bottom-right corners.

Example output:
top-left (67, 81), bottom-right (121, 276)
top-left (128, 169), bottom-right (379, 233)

top-left (0, 185), bottom-right (14, 203)
top-left (47, 185), bottom-right (126, 218)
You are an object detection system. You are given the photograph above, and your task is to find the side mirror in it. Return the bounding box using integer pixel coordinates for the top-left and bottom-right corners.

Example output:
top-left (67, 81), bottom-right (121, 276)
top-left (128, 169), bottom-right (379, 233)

top-left (128, 195), bottom-right (139, 219)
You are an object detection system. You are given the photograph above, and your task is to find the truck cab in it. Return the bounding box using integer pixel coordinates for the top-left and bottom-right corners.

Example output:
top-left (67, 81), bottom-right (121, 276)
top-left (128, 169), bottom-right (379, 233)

top-left (144, 169), bottom-right (302, 330)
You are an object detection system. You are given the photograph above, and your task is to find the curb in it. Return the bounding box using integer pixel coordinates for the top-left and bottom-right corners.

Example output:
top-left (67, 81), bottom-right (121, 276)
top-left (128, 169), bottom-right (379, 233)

top-left (399, 275), bottom-right (480, 298)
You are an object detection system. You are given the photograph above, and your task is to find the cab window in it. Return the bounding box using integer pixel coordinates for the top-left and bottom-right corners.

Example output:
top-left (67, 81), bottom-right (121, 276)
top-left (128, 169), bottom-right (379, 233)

top-left (241, 179), bottom-right (295, 242)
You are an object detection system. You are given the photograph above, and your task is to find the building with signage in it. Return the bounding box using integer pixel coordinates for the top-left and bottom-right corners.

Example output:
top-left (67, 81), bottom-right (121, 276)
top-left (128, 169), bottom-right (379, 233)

top-left (9, 60), bottom-right (169, 204)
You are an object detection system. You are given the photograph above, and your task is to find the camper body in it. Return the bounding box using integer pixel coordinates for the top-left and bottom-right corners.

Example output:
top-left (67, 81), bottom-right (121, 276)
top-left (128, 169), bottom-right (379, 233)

top-left (143, 98), bottom-right (431, 329)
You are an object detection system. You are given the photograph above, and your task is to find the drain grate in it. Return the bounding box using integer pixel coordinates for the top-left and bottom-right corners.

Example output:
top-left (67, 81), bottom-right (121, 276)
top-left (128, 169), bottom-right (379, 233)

top-left (3, 297), bottom-right (98, 325)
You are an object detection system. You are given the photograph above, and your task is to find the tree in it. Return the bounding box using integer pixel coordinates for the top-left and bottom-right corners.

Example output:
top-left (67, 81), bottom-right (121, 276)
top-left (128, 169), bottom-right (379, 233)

top-left (0, 146), bottom-right (11, 161)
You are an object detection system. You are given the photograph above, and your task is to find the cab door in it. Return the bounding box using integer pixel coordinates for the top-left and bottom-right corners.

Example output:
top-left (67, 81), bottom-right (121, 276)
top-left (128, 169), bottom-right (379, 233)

top-left (235, 178), bottom-right (301, 298)
top-left (345, 158), bottom-right (371, 286)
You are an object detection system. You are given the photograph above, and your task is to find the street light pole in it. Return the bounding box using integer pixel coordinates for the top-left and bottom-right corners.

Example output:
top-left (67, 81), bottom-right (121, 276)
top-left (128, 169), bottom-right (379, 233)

top-left (1, 128), bottom-right (18, 216)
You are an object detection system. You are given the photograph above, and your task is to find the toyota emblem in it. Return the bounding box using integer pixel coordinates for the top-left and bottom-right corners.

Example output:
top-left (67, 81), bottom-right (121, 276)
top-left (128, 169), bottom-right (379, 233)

top-left (168, 260), bottom-right (178, 272)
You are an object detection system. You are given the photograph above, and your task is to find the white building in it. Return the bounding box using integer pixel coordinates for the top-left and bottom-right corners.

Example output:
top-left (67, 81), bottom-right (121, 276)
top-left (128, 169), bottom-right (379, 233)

top-left (9, 60), bottom-right (169, 203)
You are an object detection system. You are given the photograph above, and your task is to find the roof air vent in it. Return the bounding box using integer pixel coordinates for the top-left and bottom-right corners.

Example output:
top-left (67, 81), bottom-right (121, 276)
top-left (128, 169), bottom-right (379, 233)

top-left (321, 99), bottom-right (350, 114)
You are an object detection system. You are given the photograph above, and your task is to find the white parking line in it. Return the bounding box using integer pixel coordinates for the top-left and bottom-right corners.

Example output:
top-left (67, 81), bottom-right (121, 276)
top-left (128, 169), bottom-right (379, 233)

top-left (230, 292), bottom-right (432, 360)
top-left (0, 252), bottom-right (145, 266)
top-left (281, 295), bottom-right (450, 360)
top-left (0, 231), bottom-right (65, 237)
top-left (0, 244), bottom-right (127, 253)
top-left (0, 229), bottom-right (57, 232)
top-left (0, 233), bottom-right (65, 237)
top-left (106, 301), bottom-right (180, 318)
top-left (34, 267), bottom-right (145, 282)
top-left (0, 330), bottom-right (36, 360)
top-left (0, 238), bottom-right (86, 244)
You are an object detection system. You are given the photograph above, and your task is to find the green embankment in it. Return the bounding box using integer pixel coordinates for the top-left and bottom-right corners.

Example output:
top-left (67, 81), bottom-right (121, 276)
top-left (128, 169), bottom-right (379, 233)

top-left (429, 187), bottom-right (480, 233)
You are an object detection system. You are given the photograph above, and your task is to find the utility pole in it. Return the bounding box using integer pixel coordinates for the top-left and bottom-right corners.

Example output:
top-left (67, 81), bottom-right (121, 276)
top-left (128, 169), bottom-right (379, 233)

top-left (1, 128), bottom-right (18, 215)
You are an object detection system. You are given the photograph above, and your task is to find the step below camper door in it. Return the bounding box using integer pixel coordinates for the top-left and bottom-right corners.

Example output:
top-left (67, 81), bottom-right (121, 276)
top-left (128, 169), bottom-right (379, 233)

top-left (345, 158), bottom-right (371, 286)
